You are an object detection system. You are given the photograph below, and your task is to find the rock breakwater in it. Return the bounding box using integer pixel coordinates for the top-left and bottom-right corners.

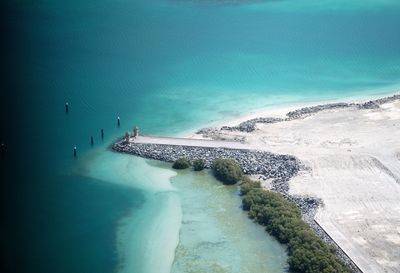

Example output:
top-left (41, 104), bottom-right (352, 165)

top-left (112, 141), bottom-right (300, 181)
top-left (199, 94), bottom-right (400, 134)
top-left (112, 139), bottom-right (361, 272)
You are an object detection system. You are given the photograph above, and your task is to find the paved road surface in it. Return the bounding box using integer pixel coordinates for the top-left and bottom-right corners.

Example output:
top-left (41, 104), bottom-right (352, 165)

top-left (132, 135), bottom-right (252, 150)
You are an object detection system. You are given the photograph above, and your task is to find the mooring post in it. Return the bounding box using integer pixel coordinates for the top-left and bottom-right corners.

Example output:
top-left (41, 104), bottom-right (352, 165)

top-left (91, 136), bottom-right (94, 146)
top-left (65, 102), bottom-right (69, 113)
top-left (117, 116), bottom-right (120, 127)
top-left (73, 146), bottom-right (77, 157)
top-left (101, 128), bottom-right (104, 139)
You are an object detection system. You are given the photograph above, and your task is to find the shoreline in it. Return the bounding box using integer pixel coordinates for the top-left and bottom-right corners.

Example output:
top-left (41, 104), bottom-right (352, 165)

top-left (111, 144), bottom-right (355, 271)
top-left (194, 92), bottom-right (400, 136)
top-left (113, 92), bottom-right (400, 273)
top-left (193, 93), bottom-right (400, 273)
top-left (183, 90), bottom-right (400, 138)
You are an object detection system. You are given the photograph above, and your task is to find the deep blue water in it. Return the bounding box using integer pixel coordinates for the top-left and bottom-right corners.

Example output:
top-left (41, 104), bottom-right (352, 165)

top-left (1, 0), bottom-right (400, 272)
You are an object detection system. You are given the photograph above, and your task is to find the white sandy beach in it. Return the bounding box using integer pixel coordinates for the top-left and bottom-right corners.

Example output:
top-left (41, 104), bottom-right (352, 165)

top-left (197, 93), bottom-right (400, 273)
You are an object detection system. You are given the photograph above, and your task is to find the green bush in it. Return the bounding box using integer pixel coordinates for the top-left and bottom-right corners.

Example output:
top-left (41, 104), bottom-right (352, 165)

top-left (240, 181), bottom-right (351, 273)
top-left (172, 157), bottom-right (191, 169)
top-left (212, 159), bottom-right (243, 185)
top-left (240, 176), bottom-right (261, 195)
top-left (193, 159), bottom-right (205, 171)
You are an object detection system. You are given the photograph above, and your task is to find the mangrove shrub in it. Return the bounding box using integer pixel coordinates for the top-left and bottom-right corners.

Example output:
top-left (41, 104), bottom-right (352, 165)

top-left (193, 159), bottom-right (205, 171)
top-left (240, 176), bottom-right (261, 195)
top-left (212, 159), bottom-right (243, 185)
top-left (240, 178), bottom-right (351, 273)
top-left (172, 157), bottom-right (191, 169)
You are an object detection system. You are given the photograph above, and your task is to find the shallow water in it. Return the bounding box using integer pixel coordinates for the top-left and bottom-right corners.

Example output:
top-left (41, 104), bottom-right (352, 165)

top-left (2, 0), bottom-right (400, 272)
top-left (171, 169), bottom-right (287, 273)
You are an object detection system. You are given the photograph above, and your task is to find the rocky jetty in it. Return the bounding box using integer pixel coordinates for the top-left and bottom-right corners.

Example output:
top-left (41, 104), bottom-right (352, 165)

top-left (111, 94), bottom-right (400, 273)
top-left (197, 94), bottom-right (400, 135)
top-left (112, 139), bottom-right (360, 272)
top-left (285, 97), bottom-right (388, 119)
top-left (112, 141), bottom-right (300, 181)
top-left (286, 102), bottom-right (355, 119)
top-left (221, 117), bottom-right (284, 132)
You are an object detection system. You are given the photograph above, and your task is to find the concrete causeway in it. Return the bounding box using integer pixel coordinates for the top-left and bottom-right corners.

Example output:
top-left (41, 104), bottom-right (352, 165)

top-left (132, 135), bottom-right (252, 150)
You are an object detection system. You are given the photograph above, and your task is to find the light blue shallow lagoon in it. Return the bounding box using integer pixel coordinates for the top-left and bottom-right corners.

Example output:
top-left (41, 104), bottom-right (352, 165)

top-left (3, 0), bottom-right (400, 272)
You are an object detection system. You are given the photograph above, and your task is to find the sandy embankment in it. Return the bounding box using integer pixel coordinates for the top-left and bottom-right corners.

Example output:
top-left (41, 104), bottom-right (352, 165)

top-left (196, 94), bottom-right (400, 273)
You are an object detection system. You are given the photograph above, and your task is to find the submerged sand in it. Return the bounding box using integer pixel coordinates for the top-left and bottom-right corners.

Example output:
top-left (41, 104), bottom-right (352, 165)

top-left (201, 96), bottom-right (400, 273)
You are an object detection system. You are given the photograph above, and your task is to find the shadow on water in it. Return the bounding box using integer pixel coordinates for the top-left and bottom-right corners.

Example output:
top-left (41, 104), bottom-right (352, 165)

top-left (2, 170), bottom-right (145, 273)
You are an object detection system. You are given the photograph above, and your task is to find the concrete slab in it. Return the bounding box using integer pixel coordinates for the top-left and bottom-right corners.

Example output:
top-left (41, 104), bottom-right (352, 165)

top-left (132, 135), bottom-right (251, 150)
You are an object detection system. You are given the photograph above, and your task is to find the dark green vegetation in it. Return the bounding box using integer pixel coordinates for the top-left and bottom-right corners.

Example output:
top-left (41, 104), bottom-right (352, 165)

top-left (172, 157), bottom-right (191, 169)
top-left (170, 155), bottom-right (351, 272)
top-left (212, 159), bottom-right (243, 185)
top-left (193, 159), bottom-right (205, 171)
top-left (241, 179), bottom-right (351, 273)
top-left (240, 176), bottom-right (261, 195)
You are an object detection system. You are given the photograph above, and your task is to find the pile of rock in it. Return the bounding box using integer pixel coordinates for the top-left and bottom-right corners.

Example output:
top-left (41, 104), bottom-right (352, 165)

top-left (221, 117), bottom-right (284, 132)
top-left (371, 94), bottom-right (400, 105)
top-left (113, 141), bottom-right (300, 181)
top-left (197, 93), bottom-right (400, 134)
top-left (112, 139), bottom-right (360, 272)
top-left (112, 94), bottom-right (399, 273)
top-left (358, 100), bottom-right (380, 109)
top-left (196, 127), bottom-right (220, 135)
top-left (286, 102), bottom-right (354, 119)
top-left (286, 94), bottom-right (399, 118)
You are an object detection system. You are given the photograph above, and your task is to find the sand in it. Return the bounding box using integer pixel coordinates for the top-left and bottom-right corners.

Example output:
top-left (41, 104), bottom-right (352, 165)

top-left (201, 96), bottom-right (400, 273)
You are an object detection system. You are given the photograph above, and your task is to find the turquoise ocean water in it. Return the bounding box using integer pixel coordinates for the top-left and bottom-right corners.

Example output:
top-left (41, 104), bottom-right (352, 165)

top-left (1, 0), bottom-right (400, 272)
